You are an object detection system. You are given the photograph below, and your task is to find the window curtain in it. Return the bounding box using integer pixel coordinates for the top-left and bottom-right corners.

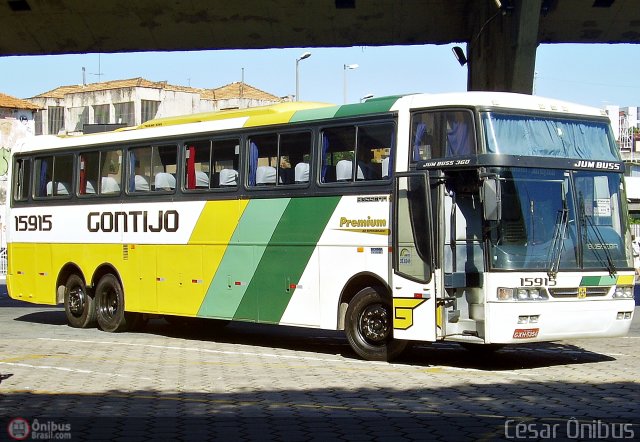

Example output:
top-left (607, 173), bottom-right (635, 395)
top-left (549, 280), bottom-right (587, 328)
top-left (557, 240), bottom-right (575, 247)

top-left (446, 118), bottom-right (472, 156)
top-left (39, 159), bottom-right (48, 196)
top-left (321, 135), bottom-right (329, 180)
top-left (387, 131), bottom-right (395, 178)
top-left (79, 155), bottom-right (87, 194)
top-left (186, 146), bottom-right (196, 189)
top-left (484, 114), bottom-right (617, 160)
top-left (129, 151), bottom-right (137, 192)
top-left (249, 142), bottom-right (258, 186)
top-left (413, 123), bottom-right (426, 161)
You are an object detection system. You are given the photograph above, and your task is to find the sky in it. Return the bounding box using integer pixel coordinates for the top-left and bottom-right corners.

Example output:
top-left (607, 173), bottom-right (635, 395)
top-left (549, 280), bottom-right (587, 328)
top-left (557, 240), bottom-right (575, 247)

top-left (0, 43), bottom-right (638, 109)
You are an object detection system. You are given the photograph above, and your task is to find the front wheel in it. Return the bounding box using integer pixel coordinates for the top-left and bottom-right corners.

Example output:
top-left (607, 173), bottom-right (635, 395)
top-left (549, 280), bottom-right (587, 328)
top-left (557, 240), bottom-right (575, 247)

top-left (95, 273), bottom-right (130, 333)
top-left (64, 274), bottom-right (96, 328)
top-left (345, 287), bottom-right (407, 361)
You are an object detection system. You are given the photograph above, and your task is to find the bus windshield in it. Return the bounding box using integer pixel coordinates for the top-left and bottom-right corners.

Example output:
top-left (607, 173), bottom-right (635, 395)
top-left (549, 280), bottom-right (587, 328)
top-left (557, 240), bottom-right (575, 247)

top-left (481, 112), bottom-right (619, 160)
top-left (488, 168), bottom-right (633, 272)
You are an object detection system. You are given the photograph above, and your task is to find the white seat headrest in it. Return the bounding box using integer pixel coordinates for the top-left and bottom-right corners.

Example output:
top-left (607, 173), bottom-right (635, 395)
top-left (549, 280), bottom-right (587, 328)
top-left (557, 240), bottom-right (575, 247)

top-left (219, 169), bottom-right (238, 186)
top-left (336, 160), bottom-right (352, 181)
top-left (294, 162), bottom-right (309, 183)
top-left (256, 166), bottom-right (276, 185)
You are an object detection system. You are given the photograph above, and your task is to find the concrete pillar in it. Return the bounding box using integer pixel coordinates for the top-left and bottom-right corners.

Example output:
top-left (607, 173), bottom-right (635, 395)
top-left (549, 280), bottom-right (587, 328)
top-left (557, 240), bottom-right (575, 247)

top-left (467, 0), bottom-right (542, 94)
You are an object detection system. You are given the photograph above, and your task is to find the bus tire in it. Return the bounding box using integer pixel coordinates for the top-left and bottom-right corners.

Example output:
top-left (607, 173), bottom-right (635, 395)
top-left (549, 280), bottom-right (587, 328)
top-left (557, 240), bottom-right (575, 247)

top-left (63, 274), bottom-right (96, 328)
top-left (345, 287), bottom-right (407, 361)
top-left (95, 273), bottom-right (129, 333)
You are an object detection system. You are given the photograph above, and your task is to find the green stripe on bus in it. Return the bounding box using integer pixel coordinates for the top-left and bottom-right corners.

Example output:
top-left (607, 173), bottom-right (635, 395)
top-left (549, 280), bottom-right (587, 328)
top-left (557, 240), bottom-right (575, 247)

top-left (197, 198), bottom-right (291, 319)
top-left (289, 106), bottom-right (340, 123)
top-left (579, 275), bottom-right (616, 286)
top-left (234, 196), bottom-right (341, 323)
top-left (333, 96), bottom-right (401, 118)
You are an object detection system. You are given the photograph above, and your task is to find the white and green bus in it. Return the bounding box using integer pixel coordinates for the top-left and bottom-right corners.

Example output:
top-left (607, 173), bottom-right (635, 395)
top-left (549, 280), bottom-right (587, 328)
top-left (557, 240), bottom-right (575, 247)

top-left (6, 92), bottom-right (636, 361)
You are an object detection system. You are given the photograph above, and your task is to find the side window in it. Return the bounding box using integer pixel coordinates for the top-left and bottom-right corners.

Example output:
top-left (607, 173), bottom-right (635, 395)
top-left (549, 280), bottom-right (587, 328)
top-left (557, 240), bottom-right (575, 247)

top-left (321, 126), bottom-right (355, 183)
top-left (410, 110), bottom-right (476, 162)
top-left (100, 150), bottom-right (123, 195)
top-left (184, 138), bottom-right (239, 190)
top-left (212, 138), bottom-right (239, 188)
top-left (78, 151), bottom-right (99, 195)
top-left (321, 123), bottom-right (393, 183)
top-left (184, 140), bottom-right (212, 190)
top-left (444, 111), bottom-right (475, 157)
top-left (279, 132), bottom-right (311, 185)
top-left (248, 132), bottom-right (311, 187)
top-left (34, 154), bottom-right (73, 198)
top-left (248, 134), bottom-right (277, 186)
top-left (12, 157), bottom-right (31, 202)
top-left (410, 112), bottom-right (439, 161)
top-left (128, 144), bottom-right (177, 193)
top-left (357, 124), bottom-right (394, 181)
top-left (80, 149), bottom-right (122, 196)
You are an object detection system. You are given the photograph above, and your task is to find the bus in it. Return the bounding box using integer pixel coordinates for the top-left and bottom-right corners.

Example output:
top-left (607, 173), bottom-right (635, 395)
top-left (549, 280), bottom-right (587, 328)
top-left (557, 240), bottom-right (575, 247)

top-left (6, 92), bottom-right (636, 361)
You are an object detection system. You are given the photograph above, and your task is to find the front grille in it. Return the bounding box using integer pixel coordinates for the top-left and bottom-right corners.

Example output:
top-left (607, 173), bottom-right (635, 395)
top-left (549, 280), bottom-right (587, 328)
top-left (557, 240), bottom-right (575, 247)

top-left (549, 287), bottom-right (609, 298)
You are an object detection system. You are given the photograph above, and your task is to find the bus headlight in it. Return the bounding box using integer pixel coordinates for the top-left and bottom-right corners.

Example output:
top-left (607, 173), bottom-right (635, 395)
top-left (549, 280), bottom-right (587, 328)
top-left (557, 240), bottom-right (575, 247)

top-left (613, 285), bottom-right (634, 299)
top-left (529, 288), bottom-right (542, 300)
top-left (497, 287), bottom-right (549, 301)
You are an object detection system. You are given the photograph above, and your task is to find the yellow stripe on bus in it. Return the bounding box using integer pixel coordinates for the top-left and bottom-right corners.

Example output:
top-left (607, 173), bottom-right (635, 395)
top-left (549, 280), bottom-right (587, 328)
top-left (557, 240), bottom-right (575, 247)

top-left (147, 200), bottom-right (251, 316)
top-left (616, 275), bottom-right (635, 285)
top-left (189, 200), bottom-right (249, 245)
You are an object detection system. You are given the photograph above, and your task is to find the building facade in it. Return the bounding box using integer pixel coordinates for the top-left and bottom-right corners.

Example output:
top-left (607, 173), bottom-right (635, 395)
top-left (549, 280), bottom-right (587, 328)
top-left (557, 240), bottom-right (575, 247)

top-left (27, 78), bottom-right (285, 135)
top-left (606, 105), bottom-right (640, 161)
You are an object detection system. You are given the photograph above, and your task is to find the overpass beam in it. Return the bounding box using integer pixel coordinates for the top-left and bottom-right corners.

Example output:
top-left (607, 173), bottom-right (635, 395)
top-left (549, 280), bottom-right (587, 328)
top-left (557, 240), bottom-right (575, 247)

top-left (467, 0), bottom-right (542, 94)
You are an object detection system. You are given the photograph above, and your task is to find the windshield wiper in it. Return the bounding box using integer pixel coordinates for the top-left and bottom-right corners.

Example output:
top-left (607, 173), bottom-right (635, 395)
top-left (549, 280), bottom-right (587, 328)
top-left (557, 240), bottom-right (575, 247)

top-left (578, 196), bottom-right (616, 276)
top-left (547, 207), bottom-right (568, 280)
top-left (583, 212), bottom-right (617, 276)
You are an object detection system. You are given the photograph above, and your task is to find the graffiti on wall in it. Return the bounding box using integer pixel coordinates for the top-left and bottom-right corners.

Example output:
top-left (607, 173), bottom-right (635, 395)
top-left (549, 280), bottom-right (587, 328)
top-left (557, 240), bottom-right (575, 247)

top-left (1, 118), bottom-right (30, 176)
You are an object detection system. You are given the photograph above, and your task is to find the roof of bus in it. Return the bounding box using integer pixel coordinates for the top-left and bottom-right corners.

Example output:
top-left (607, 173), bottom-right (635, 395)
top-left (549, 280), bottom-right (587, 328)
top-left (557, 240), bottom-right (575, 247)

top-left (12, 92), bottom-right (608, 154)
top-left (136, 95), bottom-right (406, 129)
top-left (392, 91), bottom-right (608, 117)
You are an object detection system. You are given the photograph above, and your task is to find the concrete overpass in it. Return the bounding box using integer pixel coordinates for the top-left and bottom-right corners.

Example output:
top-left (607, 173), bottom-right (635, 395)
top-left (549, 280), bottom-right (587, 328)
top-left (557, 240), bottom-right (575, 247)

top-left (1, 0), bottom-right (639, 94)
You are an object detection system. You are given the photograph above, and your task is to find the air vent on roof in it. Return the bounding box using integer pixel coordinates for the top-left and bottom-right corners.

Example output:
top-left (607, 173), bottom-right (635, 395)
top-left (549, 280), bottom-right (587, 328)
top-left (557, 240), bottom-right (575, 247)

top-left (8, 0), bottom-right (30, 11)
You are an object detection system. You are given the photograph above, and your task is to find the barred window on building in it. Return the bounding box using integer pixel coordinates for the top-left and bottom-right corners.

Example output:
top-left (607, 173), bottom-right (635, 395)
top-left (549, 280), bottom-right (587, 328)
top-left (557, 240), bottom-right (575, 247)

top-left (114, 102), bottom-right (135, 127)
top-left (93, 104), bottom-right (109, 125)
top-left (47, 106), bottom-right (64, 135)
top-left (141, 100), bottom-right (160, 123)
top-left (34, 110), bottom-right (43, 135)
top-left (70, 106), bottom-right (89, 132)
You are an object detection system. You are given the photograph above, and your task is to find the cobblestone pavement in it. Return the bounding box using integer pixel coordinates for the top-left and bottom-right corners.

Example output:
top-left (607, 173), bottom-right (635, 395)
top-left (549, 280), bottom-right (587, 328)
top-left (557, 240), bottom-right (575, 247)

top-left (0, 287), bottom-right (638, 441)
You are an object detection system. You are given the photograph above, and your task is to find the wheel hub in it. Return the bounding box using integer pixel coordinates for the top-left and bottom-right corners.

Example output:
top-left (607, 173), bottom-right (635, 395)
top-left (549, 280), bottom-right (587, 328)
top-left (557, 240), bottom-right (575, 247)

top-left (68, 288), bottom-right (86, 317)
top-left (359, 304), bottom-right (390, 343)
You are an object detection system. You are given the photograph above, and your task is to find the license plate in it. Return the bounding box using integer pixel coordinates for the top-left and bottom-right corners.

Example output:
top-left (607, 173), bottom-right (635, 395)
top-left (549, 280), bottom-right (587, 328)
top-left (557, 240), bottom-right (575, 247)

top-left (513, 328), bottom-right (539, 339)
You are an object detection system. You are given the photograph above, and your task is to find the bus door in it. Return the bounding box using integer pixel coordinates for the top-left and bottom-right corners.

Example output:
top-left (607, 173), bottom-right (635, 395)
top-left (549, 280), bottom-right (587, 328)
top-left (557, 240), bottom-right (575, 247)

top-left (391, 172), bottom-right (437, 342)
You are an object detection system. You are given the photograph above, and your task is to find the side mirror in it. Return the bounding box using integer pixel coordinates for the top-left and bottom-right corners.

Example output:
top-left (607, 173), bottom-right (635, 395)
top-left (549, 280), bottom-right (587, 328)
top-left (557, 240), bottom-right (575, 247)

top-left (483, 178), bottom-right (502, 221)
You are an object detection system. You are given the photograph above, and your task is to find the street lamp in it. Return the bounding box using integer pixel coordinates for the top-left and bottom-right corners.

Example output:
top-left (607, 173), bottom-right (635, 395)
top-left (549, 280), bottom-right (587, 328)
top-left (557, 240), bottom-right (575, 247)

top-left (295, 52), bottom-right (312, 101)
top-left (343, 63), bottom-right (359, 103)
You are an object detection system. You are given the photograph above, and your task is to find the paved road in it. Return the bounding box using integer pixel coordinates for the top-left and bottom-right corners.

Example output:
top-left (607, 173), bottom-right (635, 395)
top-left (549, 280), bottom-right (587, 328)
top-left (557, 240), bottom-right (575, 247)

top-left (0, 286), bottom-right (638, 441)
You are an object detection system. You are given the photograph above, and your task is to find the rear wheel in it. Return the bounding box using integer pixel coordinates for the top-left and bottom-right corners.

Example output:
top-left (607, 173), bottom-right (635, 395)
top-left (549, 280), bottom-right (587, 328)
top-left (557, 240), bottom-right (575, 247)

top-left (345, 287), bottom-right (407, 361)
top-left (95, 273), bottom-right (130, 332)
top-left (64, 274), bottom-right (96, 328)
